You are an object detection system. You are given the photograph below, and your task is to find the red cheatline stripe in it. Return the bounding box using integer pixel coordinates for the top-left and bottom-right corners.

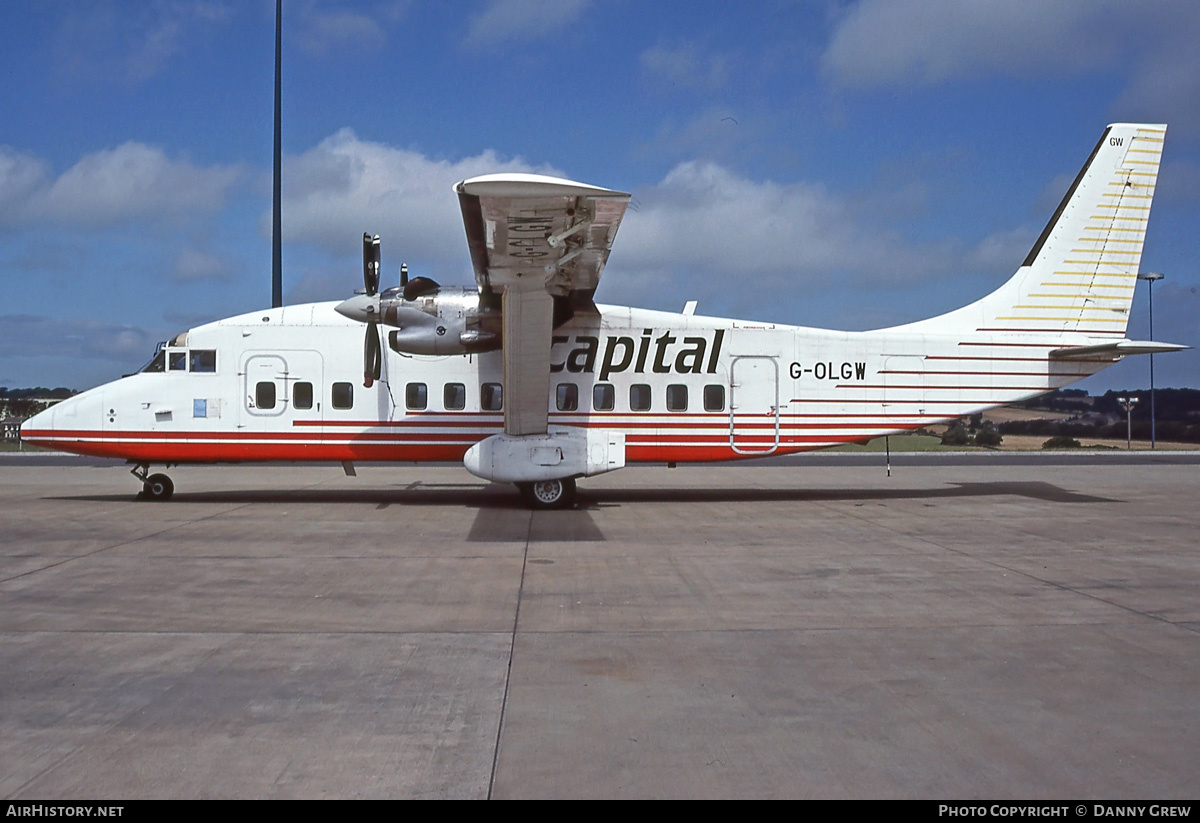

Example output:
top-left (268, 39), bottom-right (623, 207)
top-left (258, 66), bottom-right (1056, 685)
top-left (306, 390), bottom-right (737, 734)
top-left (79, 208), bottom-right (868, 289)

top-left (795, 397), bottom-right (1055, 404)
top-left (780, 411), bottom-right (947, 418)
top-left (927, 355), bottom-right (1109, 364)
top-left (21, 436), bottom-right (871, 464)
top-left (297, 411), bottom-right (737, 426)
top-left (27, 422), bottom-right (913, 445)
top-left (294, 417), bottom-right (501, 427)
top-left (839, 384), bottom-right (1060, 391)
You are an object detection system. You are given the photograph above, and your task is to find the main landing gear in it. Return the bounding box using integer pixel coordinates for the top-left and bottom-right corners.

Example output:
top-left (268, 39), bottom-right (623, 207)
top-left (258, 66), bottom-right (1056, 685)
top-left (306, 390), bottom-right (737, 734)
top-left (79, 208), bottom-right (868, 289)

top-left (131, 464), bottom-right (174, 502)
top-left (517, 477), bottom-right (577, 510)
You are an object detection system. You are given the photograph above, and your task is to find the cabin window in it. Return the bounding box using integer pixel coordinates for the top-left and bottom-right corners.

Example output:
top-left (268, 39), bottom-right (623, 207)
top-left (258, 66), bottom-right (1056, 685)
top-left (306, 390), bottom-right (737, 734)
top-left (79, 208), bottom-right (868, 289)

top-left (630, 384), bottom-right (651, 412)
top-left (256, 381), bottom-right (276, 410)
top-left (294, 382), bottom-right (313, 410)
top-left (556, 383), bottom-right (578, 412)
top-left (666, 384), bottom-right (688, 412)
top-left (406, 382), bottom-right (427, 410)
top-left (332, 382), bottom-right (353, 410)
top-left (190, 350), bottom-right (216, 373)
top-left (168, 351), bottom-right (187, 371)
top-left (444, 383), bottom-right (466, 410)
top-left (704, 385), bottom-right (725, 412)
top-left (481, 382), bottom-right (503, 411)
top-left (593, 383), bottom-right (614, 411)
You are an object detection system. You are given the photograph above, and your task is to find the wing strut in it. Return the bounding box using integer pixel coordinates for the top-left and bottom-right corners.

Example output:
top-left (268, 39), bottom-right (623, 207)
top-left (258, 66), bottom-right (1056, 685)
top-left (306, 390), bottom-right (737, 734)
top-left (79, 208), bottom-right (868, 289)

top-left (502, 286), bottom-right (555, 436)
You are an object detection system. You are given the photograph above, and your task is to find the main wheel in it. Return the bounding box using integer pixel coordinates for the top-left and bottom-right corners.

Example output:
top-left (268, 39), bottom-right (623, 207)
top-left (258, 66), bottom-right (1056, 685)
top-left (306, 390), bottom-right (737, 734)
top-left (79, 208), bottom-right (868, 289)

top-left (519, 477), bottom-right (576, 510)
top-left (141, 473), bottom-right (175, 502)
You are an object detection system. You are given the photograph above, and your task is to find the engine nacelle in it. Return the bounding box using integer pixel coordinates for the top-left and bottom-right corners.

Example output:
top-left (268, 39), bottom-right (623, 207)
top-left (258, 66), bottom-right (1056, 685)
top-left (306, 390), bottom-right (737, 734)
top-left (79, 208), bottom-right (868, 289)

top-left (381, 286), bottom-right (502, 355)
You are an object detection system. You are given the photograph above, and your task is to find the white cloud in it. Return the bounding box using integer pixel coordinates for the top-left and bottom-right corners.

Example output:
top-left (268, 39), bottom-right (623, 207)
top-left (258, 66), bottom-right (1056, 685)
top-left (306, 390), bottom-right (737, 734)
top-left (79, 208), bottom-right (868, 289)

top-left (0, 143), bottom-right (241, 229)
top-left (0, 148), bottom-right (47, 221)
top-left (464, 0), bottom-right (590, 49)
top-left (607, 161), bottom-right (1034, 323)
top-left (278, 128), bottom-right (561, 281)
top-left (275, 135), bottom-right (1042, 322)
top-left (822, 0), bottom-right (1120, 89)
top-left (820, 1), bottom-right (1200, 146)
top-left (964, 227), bottom-right (1036, 272)
top-left (618, 160), bottom-right (955, 283)
top-left (294, 1), bottom-right (401, 55)
top-left (274, 135), bottom-right (1075, 330)
top-left (821, 0), bottom-right (1200, 123)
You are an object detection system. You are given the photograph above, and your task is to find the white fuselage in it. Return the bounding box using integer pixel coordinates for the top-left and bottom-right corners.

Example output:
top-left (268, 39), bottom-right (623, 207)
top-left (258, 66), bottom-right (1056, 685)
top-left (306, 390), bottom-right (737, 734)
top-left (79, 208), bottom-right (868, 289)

top-left (22, 300), bottom-right (1105, 464)
top-left (21, 123), bottom-right (1170, 492)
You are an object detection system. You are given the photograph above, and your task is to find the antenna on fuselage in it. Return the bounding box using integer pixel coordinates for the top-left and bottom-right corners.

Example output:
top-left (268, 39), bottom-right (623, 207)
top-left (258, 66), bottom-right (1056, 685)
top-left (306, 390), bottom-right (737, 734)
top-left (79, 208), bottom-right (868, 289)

top-left (270, 0), bottom-right (283, 308)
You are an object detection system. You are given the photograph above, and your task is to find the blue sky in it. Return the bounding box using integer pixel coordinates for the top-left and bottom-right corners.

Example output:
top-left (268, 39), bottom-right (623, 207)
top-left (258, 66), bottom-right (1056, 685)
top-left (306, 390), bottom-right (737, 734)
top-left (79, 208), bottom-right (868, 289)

top-left (2, 0), bottom-right (1198, 392)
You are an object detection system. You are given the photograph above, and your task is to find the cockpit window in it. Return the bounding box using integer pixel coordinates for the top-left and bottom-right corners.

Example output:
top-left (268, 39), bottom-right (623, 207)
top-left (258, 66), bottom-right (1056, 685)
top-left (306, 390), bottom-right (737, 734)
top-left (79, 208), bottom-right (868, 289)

top-left (190, 350), bottom-right (216, 372)
top-left (141, 344), bottom-right (166, 373)
top-left (168, 351), bottom-right (187, 371)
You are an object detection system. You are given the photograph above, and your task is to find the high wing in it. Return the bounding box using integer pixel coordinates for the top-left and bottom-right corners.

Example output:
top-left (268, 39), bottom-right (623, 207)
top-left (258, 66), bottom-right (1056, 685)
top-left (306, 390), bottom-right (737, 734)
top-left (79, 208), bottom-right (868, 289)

top-left (454, 173), bottom-right (630, 436)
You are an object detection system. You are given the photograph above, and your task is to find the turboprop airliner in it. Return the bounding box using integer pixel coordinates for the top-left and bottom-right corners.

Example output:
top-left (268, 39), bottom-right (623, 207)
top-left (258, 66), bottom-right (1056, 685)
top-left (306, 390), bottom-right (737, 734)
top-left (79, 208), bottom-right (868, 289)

top-left (22, 123), bottom-right (1185, 508)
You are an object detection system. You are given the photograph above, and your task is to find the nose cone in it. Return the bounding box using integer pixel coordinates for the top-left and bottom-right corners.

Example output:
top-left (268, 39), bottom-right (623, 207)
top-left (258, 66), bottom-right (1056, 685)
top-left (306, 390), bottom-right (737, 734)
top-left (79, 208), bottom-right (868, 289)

top-left (335, 294), bottom-right (379, 323)
top-left (20, 390), bottom-right (105, 454)
top-left (20, 403), bottom-right (57, 445)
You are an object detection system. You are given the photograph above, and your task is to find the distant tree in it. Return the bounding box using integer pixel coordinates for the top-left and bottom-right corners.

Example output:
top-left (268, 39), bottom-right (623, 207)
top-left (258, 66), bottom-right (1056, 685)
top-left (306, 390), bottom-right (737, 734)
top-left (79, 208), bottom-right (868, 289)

top-left (1042, 435), bottom-right (1082, 449)
top-left (941, 420), bottom-right (970, 446)
top-left (974, 426), bottom-right (1003, 448)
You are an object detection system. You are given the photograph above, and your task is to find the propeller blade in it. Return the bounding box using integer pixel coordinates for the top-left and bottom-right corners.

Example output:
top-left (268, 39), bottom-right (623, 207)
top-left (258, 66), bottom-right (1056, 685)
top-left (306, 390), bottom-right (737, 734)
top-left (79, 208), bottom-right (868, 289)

top-left (363, 321), bottom-right (382, 388)
top-left (362, 233), bottom-right (380, 297)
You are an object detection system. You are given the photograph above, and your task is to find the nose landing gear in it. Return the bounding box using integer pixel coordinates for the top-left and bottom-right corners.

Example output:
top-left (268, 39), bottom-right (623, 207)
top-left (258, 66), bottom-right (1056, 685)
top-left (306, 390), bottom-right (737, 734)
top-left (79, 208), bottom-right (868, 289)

top-left (131, 464), bottom-right (175, 501)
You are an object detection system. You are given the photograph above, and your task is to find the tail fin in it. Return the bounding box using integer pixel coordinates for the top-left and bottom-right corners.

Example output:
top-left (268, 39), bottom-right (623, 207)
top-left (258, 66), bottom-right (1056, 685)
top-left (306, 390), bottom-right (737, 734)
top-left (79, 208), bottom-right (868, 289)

top-left (898, 123), bottom-right (1165, 339)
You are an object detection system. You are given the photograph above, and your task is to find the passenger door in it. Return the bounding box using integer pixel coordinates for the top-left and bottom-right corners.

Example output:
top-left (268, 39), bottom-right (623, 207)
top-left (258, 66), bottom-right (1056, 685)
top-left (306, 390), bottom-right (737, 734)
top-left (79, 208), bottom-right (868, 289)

top-left (729, 355), bottom-right (779, 454)
top-left (240, 351), bottom-right (324, 431)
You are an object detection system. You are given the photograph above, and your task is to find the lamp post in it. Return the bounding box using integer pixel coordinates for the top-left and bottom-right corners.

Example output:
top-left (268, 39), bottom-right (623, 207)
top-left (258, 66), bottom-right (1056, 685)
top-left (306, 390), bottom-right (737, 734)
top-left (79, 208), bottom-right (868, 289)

top-left (1117, 396), bottom-right (1140, 450)
top-left (1137, 272), bottom-right (1163, 449)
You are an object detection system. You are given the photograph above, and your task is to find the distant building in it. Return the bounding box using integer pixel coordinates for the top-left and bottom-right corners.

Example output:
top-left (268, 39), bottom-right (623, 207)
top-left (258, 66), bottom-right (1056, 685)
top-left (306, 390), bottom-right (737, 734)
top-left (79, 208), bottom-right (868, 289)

top-left (2, 417), bottom-right (23, 441)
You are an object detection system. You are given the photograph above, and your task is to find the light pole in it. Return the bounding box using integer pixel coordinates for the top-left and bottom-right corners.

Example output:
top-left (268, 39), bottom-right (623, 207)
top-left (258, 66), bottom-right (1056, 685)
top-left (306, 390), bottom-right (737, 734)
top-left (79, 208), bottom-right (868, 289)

top-left (1137, 272), bottom-right (1163, 449)
top-left (1117, 396), bottom-right (1140, 450)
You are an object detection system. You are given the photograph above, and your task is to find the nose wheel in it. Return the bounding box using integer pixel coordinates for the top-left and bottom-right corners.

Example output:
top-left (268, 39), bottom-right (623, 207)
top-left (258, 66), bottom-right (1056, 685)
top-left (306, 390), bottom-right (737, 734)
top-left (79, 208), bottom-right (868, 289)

top-left (517, 477), bottom-right (576, 510)
top-left (131, 465), bottom-right (175, 501)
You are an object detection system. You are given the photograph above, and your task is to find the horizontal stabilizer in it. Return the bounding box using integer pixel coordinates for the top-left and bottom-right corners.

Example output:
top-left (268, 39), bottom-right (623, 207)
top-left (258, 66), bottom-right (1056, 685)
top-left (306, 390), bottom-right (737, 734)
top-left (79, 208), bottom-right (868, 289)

top-left (1049, 339), bottom-right (1189, 360)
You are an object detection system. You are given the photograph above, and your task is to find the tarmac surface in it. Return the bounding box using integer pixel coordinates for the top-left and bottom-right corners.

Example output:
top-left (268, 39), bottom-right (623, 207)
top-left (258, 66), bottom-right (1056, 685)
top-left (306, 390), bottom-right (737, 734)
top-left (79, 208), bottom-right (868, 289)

top-left (2, 453), bottom-right (1198, 799)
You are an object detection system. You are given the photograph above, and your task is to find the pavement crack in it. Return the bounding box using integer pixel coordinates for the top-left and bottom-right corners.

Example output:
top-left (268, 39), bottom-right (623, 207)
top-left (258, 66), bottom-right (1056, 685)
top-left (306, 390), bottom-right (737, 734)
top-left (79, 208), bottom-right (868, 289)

top-left (487, 507), bottom-right (532, 800)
